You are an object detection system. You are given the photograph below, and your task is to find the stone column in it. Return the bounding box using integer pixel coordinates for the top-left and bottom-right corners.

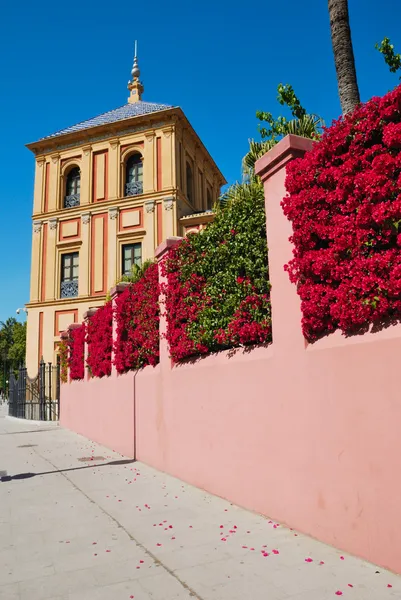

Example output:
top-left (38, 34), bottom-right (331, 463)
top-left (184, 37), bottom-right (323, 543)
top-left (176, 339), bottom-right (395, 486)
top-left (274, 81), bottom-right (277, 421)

top-left (155, 237), bottom-right (182, 368)
top-left (80, 212), bottom-right (91, 297)
top-left (108, 207), bottom-right (119, 290)
top-left (255, 134), bottom-right (314, 353)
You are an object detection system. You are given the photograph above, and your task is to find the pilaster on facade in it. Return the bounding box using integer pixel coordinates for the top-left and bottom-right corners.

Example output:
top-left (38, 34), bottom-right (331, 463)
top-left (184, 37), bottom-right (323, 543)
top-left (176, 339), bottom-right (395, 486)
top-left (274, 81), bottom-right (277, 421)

top-left (30, 221), bottom-right (42, 303)
top-left (108, 139), bottom-right (120, 200)
top-left (80, 212), bottom-right (91, 297)
top-left (143, 200), bottom-right (156, 259)
top-left (162, 126), bottom-right (174, 190)
top-left (48, 154), bottom-right (60, 212)
top-left (33, 158), bottom-right (46, 215)
top-left (143, 131), bottom-right (156, 193)
top-left (80, 145), bottom-right (92, 206)
top-left (107, 207), bottom-right (119, 289)
top-left (163, 196), bottom-right (176, 238)
top-left (45, 218), bottom-right (58, 301)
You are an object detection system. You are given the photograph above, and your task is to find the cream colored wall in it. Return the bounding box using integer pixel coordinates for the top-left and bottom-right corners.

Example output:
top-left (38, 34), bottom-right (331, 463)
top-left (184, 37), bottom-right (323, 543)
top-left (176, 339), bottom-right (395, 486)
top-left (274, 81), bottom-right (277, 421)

top-left (27, 118), bottom-right (223, 370)
top-left (26, 301), bottom-right (100, 377)
top-left (175, 127), bottom-right (221, 213)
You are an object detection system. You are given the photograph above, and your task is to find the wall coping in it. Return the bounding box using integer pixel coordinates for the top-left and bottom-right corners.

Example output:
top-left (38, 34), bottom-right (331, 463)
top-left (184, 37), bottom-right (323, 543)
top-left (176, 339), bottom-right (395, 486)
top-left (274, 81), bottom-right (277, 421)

top-left (109, 282), bottom-right (131, 299)
top-left (83, 308), bottom-right (98, 320)
top-left (155, 237), bottom-right (183, 260)
top-left (255, 134), bottom-right (314, 182)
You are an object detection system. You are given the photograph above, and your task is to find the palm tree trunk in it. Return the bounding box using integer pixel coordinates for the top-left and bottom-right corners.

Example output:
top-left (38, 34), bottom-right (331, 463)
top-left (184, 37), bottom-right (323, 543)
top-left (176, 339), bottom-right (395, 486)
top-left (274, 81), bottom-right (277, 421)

top-left (328, 0), bottom-right (360, 114)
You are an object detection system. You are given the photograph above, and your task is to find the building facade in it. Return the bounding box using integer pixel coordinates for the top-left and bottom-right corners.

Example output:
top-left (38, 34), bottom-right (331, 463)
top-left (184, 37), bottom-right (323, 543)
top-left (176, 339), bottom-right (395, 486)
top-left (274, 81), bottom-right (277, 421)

top-left (25, 54), bottom-right (225, 375)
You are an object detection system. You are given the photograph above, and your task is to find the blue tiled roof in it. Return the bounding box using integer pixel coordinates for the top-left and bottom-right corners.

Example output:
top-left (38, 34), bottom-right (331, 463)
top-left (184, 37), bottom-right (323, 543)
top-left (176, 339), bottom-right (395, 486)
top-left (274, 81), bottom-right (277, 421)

top-left (41, 101), bottom-right (173, 140)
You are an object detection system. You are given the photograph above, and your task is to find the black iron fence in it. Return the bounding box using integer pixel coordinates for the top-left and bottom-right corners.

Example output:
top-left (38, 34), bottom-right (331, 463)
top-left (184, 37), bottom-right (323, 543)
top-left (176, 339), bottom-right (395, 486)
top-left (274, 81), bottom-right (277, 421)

top-left (9, 361), bottom-right (60, 421)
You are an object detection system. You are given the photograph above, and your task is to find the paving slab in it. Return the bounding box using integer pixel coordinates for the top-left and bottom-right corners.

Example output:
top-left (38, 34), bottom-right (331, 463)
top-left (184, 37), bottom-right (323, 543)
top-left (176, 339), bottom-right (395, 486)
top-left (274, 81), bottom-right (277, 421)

top-left (0, 404), bottom-right (400, 600)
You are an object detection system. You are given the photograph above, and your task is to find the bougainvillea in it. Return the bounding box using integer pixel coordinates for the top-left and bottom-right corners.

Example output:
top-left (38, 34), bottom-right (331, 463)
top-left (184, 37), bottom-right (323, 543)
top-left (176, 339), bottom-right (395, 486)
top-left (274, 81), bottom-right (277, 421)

top-left (283, 84), bottom-right (401, 341)
top-left (68, 324), bottom-right (85, 380)
top-left (163, 189), bottom-right (271, 362)
top-left (58, 339), bottom-right (69, 383)
top-left (113, 262), bottom-right (160, 373)
top-left (86, 302), bottom-right (113, 378)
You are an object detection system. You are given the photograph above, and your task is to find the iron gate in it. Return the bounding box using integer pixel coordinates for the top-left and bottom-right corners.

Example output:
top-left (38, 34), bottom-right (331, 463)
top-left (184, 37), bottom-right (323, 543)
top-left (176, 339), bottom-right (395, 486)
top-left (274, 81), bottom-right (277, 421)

top-left (9, 360), bottom-right (60, 421)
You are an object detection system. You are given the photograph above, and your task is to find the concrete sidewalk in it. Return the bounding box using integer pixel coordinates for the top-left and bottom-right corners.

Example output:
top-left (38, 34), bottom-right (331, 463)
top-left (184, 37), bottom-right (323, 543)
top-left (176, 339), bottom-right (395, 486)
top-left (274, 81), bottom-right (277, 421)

top-left (1, 407), bottom-right (400, 600)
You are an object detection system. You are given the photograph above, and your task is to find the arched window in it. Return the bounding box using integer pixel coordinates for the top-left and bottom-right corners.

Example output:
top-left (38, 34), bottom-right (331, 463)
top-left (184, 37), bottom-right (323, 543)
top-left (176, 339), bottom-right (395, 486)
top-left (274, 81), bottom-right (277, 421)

top-left (186, 162), bottom-right (193, 204)
top-left (125, 153), bottom-right (143, 196)
top-left (64, 167), bottom-right (81, 208)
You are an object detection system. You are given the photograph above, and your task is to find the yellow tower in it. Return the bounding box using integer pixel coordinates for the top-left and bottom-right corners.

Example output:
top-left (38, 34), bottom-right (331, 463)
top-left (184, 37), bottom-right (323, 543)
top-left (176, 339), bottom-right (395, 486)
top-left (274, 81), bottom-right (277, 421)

top-left (25, 48), bottom-right (226, 375)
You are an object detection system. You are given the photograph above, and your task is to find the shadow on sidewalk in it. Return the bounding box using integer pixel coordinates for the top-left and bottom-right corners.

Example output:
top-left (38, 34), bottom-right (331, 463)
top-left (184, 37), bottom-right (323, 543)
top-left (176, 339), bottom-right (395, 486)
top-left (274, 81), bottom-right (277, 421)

top-left (0, 458), bottom-right (135, 483)
top-left (0, 428), bottom-right (60, 435)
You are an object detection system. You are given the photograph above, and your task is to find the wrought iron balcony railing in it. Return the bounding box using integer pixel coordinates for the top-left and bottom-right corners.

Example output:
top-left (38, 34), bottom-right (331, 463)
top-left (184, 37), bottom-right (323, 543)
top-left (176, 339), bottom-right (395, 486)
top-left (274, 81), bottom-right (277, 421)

top-left (125, 181), bottom-right (143, 197)
top-left (60, 280), bottom-right (78, 298)
top-left (64, 194), bottom-right (80, 208)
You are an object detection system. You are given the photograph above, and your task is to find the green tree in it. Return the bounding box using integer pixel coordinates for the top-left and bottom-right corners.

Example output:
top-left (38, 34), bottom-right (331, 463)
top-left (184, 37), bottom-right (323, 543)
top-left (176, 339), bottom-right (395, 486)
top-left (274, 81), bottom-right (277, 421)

top-left (376, 37), bottom-right (401, 77)
top-left (221, 84), bottom-right (323, 207)
top-left (0, 318), bottom-right (27, 391)
top-left (328, 0), bottom-right (360, 114)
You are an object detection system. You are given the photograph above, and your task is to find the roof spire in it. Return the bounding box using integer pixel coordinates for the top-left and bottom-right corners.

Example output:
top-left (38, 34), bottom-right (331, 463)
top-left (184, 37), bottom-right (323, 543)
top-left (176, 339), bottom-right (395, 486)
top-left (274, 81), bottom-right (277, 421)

top-left (128, 41), bottom-right (144, 104)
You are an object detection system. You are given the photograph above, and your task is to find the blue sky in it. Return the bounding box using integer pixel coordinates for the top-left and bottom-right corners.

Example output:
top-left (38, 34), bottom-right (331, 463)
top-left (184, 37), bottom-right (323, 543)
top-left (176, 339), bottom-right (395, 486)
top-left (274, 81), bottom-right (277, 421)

top-left (0, 0), bottom-right (400, 322)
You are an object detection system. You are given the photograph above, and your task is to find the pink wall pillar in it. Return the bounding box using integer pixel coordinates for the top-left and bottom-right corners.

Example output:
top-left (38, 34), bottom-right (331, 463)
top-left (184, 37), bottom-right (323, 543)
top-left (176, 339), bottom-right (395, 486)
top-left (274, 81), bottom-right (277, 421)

top-left (255, 135), bottom-right (314, 353)
top-left (66, 323), bottom-right (83, 382)
top-left (109, 282), bottom-right (130, 375)
top-left (83, 308), bottom-right (98, 381)
top-left (155, 237), bottom-right (182, 367)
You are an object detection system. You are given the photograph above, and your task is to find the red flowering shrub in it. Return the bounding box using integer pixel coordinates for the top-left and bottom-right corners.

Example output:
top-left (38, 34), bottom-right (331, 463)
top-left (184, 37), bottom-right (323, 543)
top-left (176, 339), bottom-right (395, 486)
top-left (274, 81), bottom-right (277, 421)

top-left (59, 340), bottom-right (68, 383)
top-left (68, 324), bottom-right (85, 380)
top-left (283, 84), bottom-right (401, 341)
top-left (113, 263), bottom-right (160, 373)
top-left (163, 189), bottom-right (271, 362)
top-left (86, 302), bottom-right (113, 378)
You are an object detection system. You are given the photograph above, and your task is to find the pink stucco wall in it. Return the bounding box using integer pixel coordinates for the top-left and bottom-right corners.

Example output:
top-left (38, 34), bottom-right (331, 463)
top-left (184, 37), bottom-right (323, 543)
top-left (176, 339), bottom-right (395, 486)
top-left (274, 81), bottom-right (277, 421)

top-left (60, 371), bottom-right (135, 458)
top-left (60, 135), bottom-right (401, 573)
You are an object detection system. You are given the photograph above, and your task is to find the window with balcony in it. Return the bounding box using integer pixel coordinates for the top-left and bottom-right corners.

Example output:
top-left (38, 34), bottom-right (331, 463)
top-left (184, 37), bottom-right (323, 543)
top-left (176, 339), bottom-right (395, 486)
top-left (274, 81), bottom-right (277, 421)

top-left (64, 167), bottom-right (81, 208)
top-left (122, 243), bottom-right (142, 276)
top-left (60, 252), bottom-right (79, 298)
top-left (125, 154), bottom-right (143, 197)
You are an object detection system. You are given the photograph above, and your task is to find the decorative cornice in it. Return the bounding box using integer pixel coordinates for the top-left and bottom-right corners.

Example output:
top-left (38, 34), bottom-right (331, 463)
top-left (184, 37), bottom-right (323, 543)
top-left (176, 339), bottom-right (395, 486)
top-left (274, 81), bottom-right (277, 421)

top-left (31, 120), bottom-right (172, 155)
top-left (163, 196), bottom-right (175, 211)
top-left (33, 220), bottom-right (42, 233)
top-left (26, 293), bottom-right (107, 309)
top-left (144, 200), bottom-right (156, 213)
top-left (109, 207), bottom-right (118, 220)
top-left (162, 126), bottom-right (173, 138)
